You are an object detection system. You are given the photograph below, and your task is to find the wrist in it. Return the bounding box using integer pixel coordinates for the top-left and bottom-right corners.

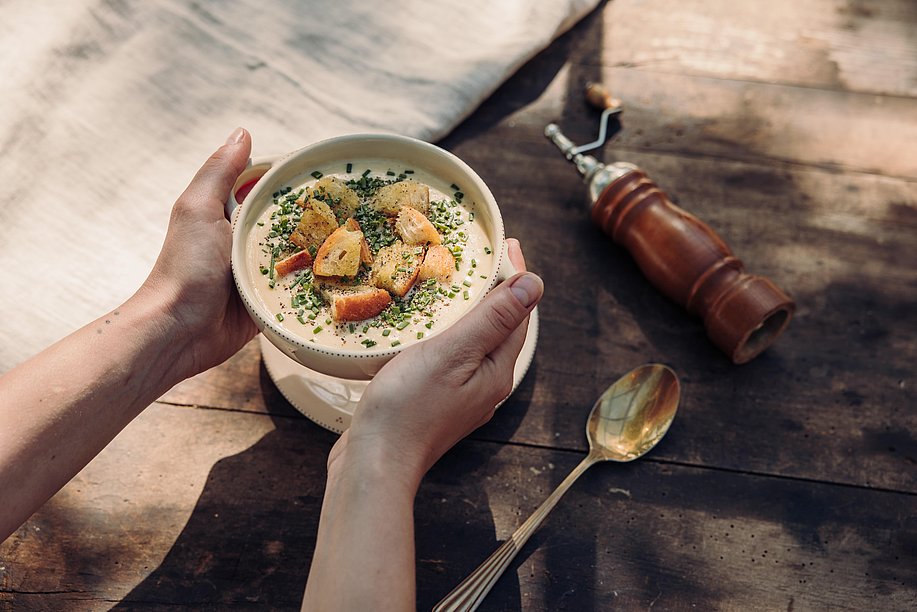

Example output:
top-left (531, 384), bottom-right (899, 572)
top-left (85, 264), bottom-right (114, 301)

top-left (327, 435), bottom-right (423, 501)
top-left (123, 279), bottom-right (196, 388)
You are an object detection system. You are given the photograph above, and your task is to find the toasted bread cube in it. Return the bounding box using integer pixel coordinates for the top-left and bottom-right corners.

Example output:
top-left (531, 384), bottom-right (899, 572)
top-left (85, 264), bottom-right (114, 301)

top-left (319, 283), bottom-right (392, 322)
top-left (313, 225), bottom-right (364, 277)
top-left (274, 250), bottom-right (314, 277)
top-left (369, 240), bottom-right (423, 297)
top-left (370, 180), bottom-right (429, 216)
top-left (396, 206), bottom-right (441, 246)
top-left (417, 245), bottom-right (455, 283)
top-left (290, 198), bottom-right (338, 253)
top-left (308, 177), bottom-right (360, 221)
top-left (344, 218), bottom-right (374, 265)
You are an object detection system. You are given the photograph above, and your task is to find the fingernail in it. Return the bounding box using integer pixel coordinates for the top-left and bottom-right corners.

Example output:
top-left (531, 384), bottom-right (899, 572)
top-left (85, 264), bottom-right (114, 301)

top-left (509, 273), bottom-right (543, 308)
top-left (225, 127), bottom-right (245, 145)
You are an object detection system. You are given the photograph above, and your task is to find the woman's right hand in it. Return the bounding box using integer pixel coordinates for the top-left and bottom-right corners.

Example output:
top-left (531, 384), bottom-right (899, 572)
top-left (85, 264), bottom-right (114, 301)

top-left (332, 238), bottom-right (542, 491)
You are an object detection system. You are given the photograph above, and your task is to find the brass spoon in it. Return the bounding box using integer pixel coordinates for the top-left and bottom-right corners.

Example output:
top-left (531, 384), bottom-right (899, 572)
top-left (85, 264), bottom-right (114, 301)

top-left (434, 363), bottom-right (681, 612)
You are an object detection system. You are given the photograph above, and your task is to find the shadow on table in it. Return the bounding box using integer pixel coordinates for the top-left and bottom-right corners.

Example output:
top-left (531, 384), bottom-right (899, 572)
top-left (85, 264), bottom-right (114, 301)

top-left (113, 366), bottom-right (333, 610)
top-left (113, 353), bottom-right (531, 609)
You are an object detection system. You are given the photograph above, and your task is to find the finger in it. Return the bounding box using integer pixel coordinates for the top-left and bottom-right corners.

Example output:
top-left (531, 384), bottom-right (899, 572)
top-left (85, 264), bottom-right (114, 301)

top-left (440, 272), bottom-right (543, 361)
top-left (177, 128), bottom-right (252, 221)
top-left (506, 238), bottom-right (526, 273)
top-left (484, 311), bottom-right (530, 377)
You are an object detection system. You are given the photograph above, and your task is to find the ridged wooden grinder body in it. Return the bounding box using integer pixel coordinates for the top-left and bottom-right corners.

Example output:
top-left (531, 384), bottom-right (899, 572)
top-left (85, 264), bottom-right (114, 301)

top-left (591, 168), bottom-right (794, 363)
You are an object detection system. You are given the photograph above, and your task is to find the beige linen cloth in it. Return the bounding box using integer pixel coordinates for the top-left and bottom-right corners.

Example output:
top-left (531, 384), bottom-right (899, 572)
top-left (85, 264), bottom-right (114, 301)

top-left (0, 0), bottom-right (599, 371)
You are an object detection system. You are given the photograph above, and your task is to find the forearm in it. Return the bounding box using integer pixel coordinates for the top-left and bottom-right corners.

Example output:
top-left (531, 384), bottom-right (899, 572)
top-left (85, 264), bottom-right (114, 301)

top-left (303, 443), bottom-right (419, 611)
top-left (0, 286), bottom-right (190, 540)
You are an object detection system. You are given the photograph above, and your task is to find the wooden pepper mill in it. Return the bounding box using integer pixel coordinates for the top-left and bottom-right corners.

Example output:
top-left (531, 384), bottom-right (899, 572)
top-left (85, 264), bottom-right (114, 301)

top-left (546, 84), bottom-right (794, 364)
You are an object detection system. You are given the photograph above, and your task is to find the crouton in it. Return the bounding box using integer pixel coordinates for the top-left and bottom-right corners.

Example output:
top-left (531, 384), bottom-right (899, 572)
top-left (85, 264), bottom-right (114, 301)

top-left (319, 283), bottom-right (392, 322)
top-left (395, 206), bottom-right (441, 246)
top-left (308, 177), bottom-right (360, 221)
top-left (417, 245), bottom-right (456, 283)
top-left (370, 180), bottom-right (430, 216)
top-left (344, 218), bottom-right (373, 265)
top-left (313, 225), bottom-right (364, 277)
top-left (290, 198), bottom-right (338, 253)
top-left (369, 240), bottom-right (423, 297)
top-left (274, 249), bottom-right (313, 277)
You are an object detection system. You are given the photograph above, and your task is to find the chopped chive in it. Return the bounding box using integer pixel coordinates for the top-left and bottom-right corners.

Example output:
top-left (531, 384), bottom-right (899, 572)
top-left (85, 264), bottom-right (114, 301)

top-left (450, 183), bottom-right (460, 190)
top-left (308, 312), bottom-right (317, 320)
top-left (349, 323), bottom-right (356, 333)
top-left (404, 169), bottom-right (414, 174)
top-left (471, 259), bottom-right (477, 268)
top-left (480, 274), bottom-right (488, 279)
top-left (346, 162), bottom-right (353, 173)
top-left (313, 325), bottom-right (323, 334)
top-left (363, 325), bottom-right (369, 333)
top-left (396, 321), bottom-right (410, 330)
top-left (311, 170), bottom-right (323, 179)
top-left (362, 169), bottom-right (371, 177)
top-left (276, 313), bottom-right (284, 322)
top-left (448, 292), bottom-right (456, 298)
top-left (386, 170), bottom-right (396, 176)
top-left (391, 340), bottom-right (401, 347)
top-left (416, 332), bottom-right (424, 339)
top-left (484, 247), bottom-right (492, 254)
top-left (382, 329), bottom-right (391, 337)
top-left (455, 192), bottom-right (464, 199)
top-left (257, 221), bottom-right (265, 226)
top-left (469, 212), bottom-right (475, 222)
top-left (297, 315), bottom-right (306, 324)
top-left (425, 321), bottom-right (433, 329)
top-left (463, 279), bottom-right (472, 287)
top-left (463, 290), bottom-right (470, 300)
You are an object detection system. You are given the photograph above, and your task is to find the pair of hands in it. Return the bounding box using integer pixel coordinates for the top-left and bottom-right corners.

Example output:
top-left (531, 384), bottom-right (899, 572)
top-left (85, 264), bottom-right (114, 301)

top-left (156, 128), bottom-right (542, 482)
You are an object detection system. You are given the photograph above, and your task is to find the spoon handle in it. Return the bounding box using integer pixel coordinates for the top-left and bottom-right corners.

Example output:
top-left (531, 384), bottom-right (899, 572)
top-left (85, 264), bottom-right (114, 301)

top-left (433, 453), bottom-right (599, 612)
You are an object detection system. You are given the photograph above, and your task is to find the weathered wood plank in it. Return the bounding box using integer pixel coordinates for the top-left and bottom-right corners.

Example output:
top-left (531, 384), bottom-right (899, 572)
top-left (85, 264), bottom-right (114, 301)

top-left (4, 417), bottom-right (912, 610)
top-left (600, 0), bottom-right (917, 98)
top-left (0, 402), bottom-right (335, 610)
top-left (418, 443), bottom-right (917, 611)
top-left (467, 64), bottom-right (917, 179)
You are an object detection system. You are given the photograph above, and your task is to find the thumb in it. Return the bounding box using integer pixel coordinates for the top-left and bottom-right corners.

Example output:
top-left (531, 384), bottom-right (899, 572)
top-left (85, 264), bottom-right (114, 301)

top-left (177, 127), bottom-right (252, 218)
top-left (441, 272), bottom-right (543, 359)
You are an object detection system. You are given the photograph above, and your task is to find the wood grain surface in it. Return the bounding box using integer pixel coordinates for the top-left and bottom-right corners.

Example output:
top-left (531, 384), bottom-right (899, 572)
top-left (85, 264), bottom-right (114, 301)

top-left (2, 1), bottom-right (915, 610)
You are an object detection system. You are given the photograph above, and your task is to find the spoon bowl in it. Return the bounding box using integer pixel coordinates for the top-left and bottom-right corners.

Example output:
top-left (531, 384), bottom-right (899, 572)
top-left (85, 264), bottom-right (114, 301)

top-left (434, 363), bottom-right (680, 612)
top-left (588, 364), bottom-right (680, 462)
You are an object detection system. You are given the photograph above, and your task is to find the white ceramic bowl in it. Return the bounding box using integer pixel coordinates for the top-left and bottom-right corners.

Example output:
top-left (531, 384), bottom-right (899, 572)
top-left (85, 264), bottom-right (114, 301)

top-left (227, 133), bottom-right (514, 380)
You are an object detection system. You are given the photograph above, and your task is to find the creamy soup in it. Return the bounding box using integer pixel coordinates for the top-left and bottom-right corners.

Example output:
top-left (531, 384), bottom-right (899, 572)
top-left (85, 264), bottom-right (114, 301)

top-left (246, 159), bottom-right (494, 350)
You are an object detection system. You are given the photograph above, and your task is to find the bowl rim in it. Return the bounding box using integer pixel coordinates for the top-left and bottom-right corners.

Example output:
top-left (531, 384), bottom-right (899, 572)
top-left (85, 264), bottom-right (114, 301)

top-left (230, 132), bottom-right (506, 361)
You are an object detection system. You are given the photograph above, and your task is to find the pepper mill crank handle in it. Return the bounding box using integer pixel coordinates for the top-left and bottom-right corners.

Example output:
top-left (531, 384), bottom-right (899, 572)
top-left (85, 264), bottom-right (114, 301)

top-left (592, 168), bottom-right (794, 363)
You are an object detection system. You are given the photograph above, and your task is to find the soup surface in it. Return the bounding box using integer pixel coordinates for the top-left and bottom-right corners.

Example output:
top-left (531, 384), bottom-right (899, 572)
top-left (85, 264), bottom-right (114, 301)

top-left (246, 159), bottom-right (494, 350)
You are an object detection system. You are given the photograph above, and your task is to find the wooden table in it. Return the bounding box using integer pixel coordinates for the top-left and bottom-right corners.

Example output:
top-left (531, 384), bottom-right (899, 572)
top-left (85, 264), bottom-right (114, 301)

top-left (2, 1), bottom-right (915, 609)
